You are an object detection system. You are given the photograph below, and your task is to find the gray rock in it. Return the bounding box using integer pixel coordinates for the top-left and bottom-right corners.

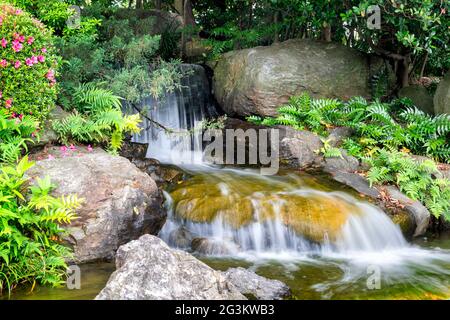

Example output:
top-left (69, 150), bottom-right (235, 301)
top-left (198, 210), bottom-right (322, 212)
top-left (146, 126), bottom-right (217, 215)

top-left (95, 235), bottom-right (246, 300)
top-left (327, 127), bottom-right (354, 147)
top-left (26, 148), bottom-right (166, 263)
top-left (331, 172), bottom-right (380, 199)
top-left (399, 85), bottom-right (434, 115)
top-left (278, 126), bottom-right (323, 168)
top-left (383, 186), bottom-right (430, 237)
top-left (222, 267), bottom-right (290, 300)
top-left (191, 237), bottom-right (239, 255)
top-left (434, 71), bottom-right (450, 115)
top-left (212, 39), bottom-right (392, 117)
top-left (321, 149), bottom-right (360, 174)
top-left (29, 106), bottom-right (70, 150)
top-left (168, 226), bottom-right (193, 248)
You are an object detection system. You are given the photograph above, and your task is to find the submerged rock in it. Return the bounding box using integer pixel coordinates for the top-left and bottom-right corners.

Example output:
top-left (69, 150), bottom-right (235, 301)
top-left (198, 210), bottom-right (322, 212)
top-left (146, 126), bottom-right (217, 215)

top-left (170, 171), bottom-right (362, 243)
top-left (26, 147), bottom-right (166, 263)
top-left (168, 226), bottom-right (194, 249)
top-left (222, 267), bottom-right (290, 300)
top-left (95, 235), bottom-right (246, 300)
top-left (191, 237), bottom-right (239, 255)
top-left (212, 39), bottom-right (393, 117)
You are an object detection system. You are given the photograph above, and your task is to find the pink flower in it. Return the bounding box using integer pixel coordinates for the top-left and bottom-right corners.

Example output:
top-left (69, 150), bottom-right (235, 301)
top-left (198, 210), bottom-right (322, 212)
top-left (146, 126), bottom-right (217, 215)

top-left (5, 99), bottom-right (12, 108)
top-left (17, 35), bottom-right (25, 43)
top-left (15, 9), bottom-right (22, 15)
top-left (26, 58), bottom-right (33, 66)
top-left (46, 69), bottom-right (55, 80)
top-left (14, 60), bottom-right (21, 69)
top-left (37, 55), bottom-right (45, 63)
top-left (27, 37), bottom-right (34, 45)
top-left (69, 144), bottom-right (77, 151)
top-left (48, 154), bottom-right (55, 160)
top-left (87, 145), bottom-right (93, 152)
top-left (0, 59), bottom-right (7, 67)
top-left (0, 91), bottom-right (2, 99)
top-left (31, 56), bottom-right (38, 64)
top-left (12, 40), bottom-right (22, 52)
top-left (41, 47), bottom-right (47, 53)
top-left (60, 146), bottom-right (68, 153)
top-left (1, 38), bottom-right (7, 48)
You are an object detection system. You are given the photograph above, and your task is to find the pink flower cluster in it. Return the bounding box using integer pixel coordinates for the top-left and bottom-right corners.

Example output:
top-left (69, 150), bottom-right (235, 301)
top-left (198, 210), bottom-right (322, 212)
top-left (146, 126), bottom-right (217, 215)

top-left (46, 69), bottom-right (56, 86)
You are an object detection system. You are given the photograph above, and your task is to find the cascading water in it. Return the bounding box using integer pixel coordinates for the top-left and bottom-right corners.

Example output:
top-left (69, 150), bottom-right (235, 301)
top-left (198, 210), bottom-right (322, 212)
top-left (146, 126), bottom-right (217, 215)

top-left (131, 64), bottom-right (217, 164)
top-left (129, 63), bottom-right (450, 299)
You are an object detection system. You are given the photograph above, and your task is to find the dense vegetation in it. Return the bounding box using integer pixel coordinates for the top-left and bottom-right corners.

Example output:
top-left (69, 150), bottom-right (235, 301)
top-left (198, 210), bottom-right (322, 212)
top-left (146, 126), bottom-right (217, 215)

top-left (248, 95), bottom-right (450, 221)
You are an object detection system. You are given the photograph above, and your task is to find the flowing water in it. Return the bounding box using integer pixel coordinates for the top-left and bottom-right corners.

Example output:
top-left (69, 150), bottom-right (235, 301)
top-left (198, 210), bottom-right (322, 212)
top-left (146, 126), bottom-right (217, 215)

top-left (5, 64), bottom-right (450, 300)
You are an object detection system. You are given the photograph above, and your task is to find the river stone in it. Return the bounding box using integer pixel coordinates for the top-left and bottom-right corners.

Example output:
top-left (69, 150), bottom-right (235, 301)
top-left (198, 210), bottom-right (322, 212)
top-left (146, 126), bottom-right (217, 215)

top-left (278, 126), bottom-right (323, 168)
top-left (26, 147), bottom-right (166, 263)
top-left (191, 237), bottom-right (239, 255)
top-left (399, 85), bottom-right (434, 115)
top-left (383, 186), bottom-right (430, 237)
top-left (95, 234), bottom-right (246, 300)
top-left (222, 267), bottom-right (290, 300)
top-left (168, 226), bottom-right (194, 248)
top-left (170, 172), bottom-right (362, 243)
top-left (434, 71), bottom-right (450, 115)
top-left (212, 39), bottom-right (390, 117)
top-left (320, 149), bottom-right (360, 174)
top-left (327, 127), bottom-right (354, 147)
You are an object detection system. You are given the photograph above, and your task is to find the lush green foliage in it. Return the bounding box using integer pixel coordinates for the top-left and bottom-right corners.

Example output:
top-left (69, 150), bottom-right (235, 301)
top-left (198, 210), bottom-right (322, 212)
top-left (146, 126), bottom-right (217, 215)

top-left (0, 156), bottom-right (81, 294)
top-left (365, 150), bottom-right (450, 220)
top-left (56, 6), bottom-right (183, 109)
top-left (0, 2), bottom-right (59, 122)
top-left (248, 94), bottom-right (450, 163)
top-left (0, 109), bottom-right (38, 163)
top-left (52, 84), bottom-right (141, 153)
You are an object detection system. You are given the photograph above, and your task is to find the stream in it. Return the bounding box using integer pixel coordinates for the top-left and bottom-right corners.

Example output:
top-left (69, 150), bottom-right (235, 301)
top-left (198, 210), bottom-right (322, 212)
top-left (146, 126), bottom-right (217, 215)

top-left (6, 64), bottom-right (450, 300)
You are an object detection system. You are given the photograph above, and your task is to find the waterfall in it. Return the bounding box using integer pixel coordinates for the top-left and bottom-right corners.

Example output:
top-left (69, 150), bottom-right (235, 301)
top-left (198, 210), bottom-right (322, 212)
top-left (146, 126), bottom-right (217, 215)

top-left (159, 183), bottom-right (410, 259)
top-left (129, 64), bottom-right (423, 262)
top-left (131, 64), bottom-right (217, 164)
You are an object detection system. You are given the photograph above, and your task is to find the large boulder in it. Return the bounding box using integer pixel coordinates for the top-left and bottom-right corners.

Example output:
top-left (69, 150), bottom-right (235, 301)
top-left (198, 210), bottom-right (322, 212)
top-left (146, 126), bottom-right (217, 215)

top-left (212, 39), bottom-right (393, 117)
top-left (398, 85), bottom-right (434, 115)
top-left (222, 267), bottom-right (290, 300)
top-left (26, 147), bottom-right (166, 263)
top-left (434, 72), bottom-right (450, 115)
top-left (95, 235), bottom-right (246, 300)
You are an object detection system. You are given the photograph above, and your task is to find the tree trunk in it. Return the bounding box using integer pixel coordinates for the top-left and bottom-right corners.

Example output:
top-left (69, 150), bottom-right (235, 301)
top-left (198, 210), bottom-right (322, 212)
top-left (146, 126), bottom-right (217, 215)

top-left (155, 0), bottom-right (162, 10)
top-left (322, 23), bottom-right (331, 42)
top-left (273, 11), bottom-right (279, 43)
top-left (398, 58), bottom-right (410, 88)
top-left (136, 0), bottom-right (143, 9)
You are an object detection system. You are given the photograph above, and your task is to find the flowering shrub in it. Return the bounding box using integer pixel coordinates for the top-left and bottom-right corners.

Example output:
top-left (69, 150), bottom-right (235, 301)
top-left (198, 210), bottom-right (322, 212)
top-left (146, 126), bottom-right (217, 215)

top-left (0, 3), bottom-right (59, 123)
